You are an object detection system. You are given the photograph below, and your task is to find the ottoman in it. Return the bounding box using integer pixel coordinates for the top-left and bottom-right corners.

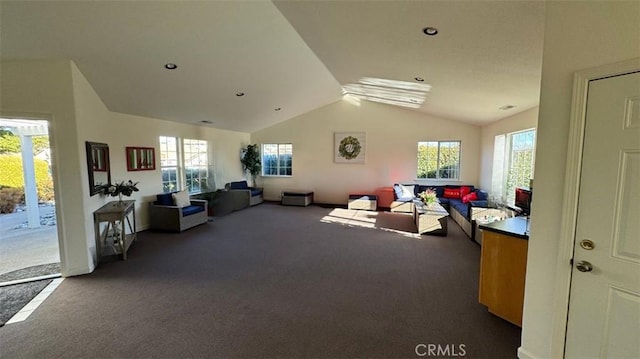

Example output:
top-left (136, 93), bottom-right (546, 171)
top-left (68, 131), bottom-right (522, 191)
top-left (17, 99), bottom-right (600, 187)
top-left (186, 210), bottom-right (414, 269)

top-left (348, 194), bottom-right (377, 211)
top-left (282, 191), bottom-right (314, 207)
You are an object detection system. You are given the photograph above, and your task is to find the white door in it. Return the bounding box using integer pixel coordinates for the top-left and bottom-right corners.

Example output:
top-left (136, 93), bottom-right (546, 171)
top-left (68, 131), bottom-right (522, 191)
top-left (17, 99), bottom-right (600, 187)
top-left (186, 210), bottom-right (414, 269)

top-left (565, 71), bottom-right (640, 358)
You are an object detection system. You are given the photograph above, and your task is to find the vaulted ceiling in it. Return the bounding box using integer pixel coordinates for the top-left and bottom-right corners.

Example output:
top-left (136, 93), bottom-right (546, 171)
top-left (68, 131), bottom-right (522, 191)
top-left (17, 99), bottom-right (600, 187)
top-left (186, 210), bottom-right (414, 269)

top-left (0, 1), bottom-right (545, 133)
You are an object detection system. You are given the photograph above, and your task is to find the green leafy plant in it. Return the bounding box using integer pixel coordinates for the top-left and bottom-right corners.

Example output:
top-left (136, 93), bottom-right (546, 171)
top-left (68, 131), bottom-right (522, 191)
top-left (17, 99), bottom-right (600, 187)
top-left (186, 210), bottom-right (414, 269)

top-left (0, 130), bottom-right (50, 154)
top-left (418, 188), bottom-right (438, 205)
top-left (240, 144), bottom-right (261, 186)
top-left (0, 154), bottom-right (54, 202)
top-left (104, 180), bottom-right (139, 200)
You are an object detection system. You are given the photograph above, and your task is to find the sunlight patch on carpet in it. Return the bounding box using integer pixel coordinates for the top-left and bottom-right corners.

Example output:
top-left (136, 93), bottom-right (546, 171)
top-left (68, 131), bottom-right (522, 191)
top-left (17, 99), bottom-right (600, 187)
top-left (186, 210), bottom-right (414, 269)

top-left (321, 208), bottom-right (421, 239)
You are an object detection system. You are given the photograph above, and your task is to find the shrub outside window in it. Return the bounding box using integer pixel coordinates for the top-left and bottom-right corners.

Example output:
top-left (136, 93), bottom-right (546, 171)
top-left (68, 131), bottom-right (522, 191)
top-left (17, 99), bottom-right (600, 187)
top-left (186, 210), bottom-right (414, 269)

top-left (183, 139), bottom-right (209, 194)
top-left (505, 129), bottom-right (535, 203)
top-left (491, 128), bottom-right (536, 205)
top-left (158, 137), bottom-right (210, 194)
top-left (159, 136), bottom-right (178, 193)
top-left (417, 141), bottom-right (461, 180)
top-left (262, 144), bottom-right (292, 176)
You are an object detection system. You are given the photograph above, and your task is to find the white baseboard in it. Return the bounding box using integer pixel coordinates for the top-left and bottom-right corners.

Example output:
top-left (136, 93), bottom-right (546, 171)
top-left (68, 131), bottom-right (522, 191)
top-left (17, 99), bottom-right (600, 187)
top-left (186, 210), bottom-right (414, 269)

top-left (518, 346), bottom-right (542, 359)
top-left (63, 264), bottom-right (92, 277)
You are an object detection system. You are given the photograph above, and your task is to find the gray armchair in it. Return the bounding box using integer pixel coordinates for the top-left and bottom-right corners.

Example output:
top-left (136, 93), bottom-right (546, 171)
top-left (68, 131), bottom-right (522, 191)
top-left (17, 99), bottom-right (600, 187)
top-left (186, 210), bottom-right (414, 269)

top-left (225, 180), bottom-right (263, 206)
top-left (149, 193), bottom-right (208, 232)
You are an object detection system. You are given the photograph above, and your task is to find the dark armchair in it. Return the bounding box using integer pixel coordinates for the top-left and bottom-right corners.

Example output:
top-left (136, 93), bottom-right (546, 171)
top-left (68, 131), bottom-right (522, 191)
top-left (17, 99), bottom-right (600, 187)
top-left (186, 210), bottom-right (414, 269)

top-left (225, 180), bottom-right (263, 206)
top-left (149, 192), bottom-right (208, 232)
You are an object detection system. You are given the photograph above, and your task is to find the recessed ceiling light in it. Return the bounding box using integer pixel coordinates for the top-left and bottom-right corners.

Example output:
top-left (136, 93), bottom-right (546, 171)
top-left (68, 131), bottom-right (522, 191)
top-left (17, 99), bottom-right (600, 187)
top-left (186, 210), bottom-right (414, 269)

top-left (422, 27), bottom-right (438, 36)
top-left (164, 63), bottom-right (178, 70)
top-left (201, 120), bottom-right (212, 124)
top-left (499, 105), bottom-right (516, 110)
top-left (415, 77), bottom-right (424, 82)
top-left (274, 108), bottom-right (281, 111)
top-left (236, 92), bottom-right (245, 97)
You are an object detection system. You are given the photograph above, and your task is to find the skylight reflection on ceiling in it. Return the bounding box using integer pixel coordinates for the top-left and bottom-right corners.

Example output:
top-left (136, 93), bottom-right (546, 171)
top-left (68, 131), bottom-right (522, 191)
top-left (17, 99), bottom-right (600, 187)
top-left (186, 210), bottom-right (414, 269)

top-left (342, 77), bottom-right (431, 109)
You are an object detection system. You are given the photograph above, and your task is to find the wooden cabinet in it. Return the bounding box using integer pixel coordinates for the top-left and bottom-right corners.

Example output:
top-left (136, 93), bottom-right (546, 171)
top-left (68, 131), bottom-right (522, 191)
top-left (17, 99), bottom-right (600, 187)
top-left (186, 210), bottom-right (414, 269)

top-left (478, 217), bottom-right (529, 327)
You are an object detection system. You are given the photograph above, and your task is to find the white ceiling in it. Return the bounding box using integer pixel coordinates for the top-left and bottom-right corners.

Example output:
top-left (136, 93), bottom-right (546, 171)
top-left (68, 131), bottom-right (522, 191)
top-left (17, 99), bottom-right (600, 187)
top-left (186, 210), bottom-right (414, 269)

top-left (0, 1), bottom-right (545, 133)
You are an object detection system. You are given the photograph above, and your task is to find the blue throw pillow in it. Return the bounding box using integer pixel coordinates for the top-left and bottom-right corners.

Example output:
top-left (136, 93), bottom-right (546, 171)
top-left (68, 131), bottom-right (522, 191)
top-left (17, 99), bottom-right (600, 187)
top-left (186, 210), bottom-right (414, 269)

top-left (475, 190), bottom-right (489, 201)
top-left (229, 181), bottom-right (249, 190)
top-left (156, 193), bottom-right (173, 206)
top-left (433, 186), bottom-right (445, 198)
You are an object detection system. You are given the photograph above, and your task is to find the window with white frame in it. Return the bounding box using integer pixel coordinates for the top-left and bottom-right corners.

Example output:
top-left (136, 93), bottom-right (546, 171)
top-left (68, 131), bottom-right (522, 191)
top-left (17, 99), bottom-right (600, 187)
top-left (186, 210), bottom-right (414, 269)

top-left (262, 143), bottom-right (292, 176)
top-left (159, 136), bottom-right (179, 193)
top-left (183, 139), bottom-right (209, 193)
top-left (158, 136), bottom-right (210, 194)
top-left (491, 129), bottom-right (536, 204)
top-left (417, 141), bottom-right (461, 180)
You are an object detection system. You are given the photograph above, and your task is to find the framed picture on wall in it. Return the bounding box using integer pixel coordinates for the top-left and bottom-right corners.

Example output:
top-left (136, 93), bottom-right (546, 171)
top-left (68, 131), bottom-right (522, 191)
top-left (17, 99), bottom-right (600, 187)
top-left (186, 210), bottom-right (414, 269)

top-left (126, 146), bottom-right (156, 171)
top-left (334, 132), bottom-right (366, 164)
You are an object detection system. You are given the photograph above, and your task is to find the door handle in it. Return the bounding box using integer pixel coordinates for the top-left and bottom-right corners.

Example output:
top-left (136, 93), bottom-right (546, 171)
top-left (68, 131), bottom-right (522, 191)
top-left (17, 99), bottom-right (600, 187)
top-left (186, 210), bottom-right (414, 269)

top-left (576, 261), bottom-right (593, 272)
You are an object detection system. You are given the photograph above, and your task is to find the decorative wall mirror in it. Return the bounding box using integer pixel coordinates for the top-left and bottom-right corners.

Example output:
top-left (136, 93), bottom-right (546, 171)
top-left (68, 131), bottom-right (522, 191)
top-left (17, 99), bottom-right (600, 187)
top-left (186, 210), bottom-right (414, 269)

top-left (126, 146), bottom-right (156, 171)
top-left (85, 141), bottom-right (111, 196)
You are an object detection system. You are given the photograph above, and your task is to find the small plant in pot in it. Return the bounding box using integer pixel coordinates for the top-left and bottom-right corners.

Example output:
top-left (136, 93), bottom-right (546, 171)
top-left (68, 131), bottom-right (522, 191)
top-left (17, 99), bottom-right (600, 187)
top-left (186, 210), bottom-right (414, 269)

top-left (104, 180), bottom-right (139, 204)
top-left (240, 144), bottom-right (261, 187)
top-left (418, 188), bottom-right (438, 205)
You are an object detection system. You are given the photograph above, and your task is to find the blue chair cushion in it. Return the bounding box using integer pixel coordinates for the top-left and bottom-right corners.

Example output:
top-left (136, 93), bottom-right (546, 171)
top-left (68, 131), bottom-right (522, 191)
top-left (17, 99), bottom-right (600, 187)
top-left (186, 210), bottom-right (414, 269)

top-left (229, 181), bottom-right (249, 190)
top-left (470, 200), bottom-right (489, 207)
top-left (451, 200), bottom-right (469, 218)
top-left (156, 193), bottom-right (174, 206)
top-left (182, 205), bottom-right (205, 217)
top-left (476, 190), bottom-right (488, 201)
top-left (250, 189), bottom-right (263, 197)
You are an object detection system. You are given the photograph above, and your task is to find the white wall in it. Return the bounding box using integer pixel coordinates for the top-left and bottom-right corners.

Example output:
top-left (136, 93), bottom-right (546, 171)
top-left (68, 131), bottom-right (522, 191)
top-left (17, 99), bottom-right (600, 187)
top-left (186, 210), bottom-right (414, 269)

top-left (478, 107), bottom-right (538, 192)
top-left (71, 62), bottom-right (116, 268)
top-left (1, 59), bottom-right (249, 276)
top-left (251, 98), bottom-right (481, 204)
top-left (108, 111), bottom-right (250, 211)
top-left (73, 62), bottom-right (249, 270)
top-left (0, 60), bottom-right (93, 276)
top-left (520, 2), bottom-right (640, 359)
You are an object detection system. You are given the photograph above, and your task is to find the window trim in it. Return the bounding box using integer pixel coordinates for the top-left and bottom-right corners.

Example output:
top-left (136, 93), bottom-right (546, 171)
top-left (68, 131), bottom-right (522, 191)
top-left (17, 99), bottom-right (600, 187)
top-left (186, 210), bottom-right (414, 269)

top-left (261, 143), bottom-right (293, 177)
top-left (503, 128), bottom-right (536, 204)
top-left (159, 136), bottom-right (181, 193)
top-left (158, 136), bottom-right (211, 194)
top-left (416, 140), bottom-right (461, 181)
top-left (182, 138), bottom-right (209, 194)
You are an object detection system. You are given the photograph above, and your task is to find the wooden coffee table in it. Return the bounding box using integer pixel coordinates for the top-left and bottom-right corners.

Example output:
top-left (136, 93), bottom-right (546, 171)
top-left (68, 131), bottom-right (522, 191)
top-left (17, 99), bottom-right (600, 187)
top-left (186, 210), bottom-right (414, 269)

top-left (413, 200), bottom-right (449, 236)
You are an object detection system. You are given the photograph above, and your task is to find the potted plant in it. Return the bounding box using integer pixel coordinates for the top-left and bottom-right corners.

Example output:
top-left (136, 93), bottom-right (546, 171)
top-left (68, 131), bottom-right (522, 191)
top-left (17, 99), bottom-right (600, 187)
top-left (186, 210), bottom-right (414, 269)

top-left (240, 144), bottom-right (261, 187)
top-left (418, 188), bottom-right (438, 205)
top-left (104, 180), bottom-right (139, 204)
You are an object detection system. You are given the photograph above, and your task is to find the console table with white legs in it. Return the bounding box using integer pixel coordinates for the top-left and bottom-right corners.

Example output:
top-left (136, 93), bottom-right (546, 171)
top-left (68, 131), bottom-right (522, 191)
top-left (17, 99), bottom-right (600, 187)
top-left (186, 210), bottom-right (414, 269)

top-left (93, 200), bottom-right (137, 261)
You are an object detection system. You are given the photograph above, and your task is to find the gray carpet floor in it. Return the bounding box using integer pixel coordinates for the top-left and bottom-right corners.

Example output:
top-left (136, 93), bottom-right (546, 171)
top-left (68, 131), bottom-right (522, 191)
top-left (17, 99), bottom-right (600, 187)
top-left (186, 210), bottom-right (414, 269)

top-left (0, 204), bottom-right (521, 358)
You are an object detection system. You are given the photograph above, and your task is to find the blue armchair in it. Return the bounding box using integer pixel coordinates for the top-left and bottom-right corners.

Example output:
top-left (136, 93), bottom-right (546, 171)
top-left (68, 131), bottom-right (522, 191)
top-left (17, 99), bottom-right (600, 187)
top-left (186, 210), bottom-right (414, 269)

top-left (149, 192), bottom-right (208, 232)
top-left (225, 181), bottom-right (263, 206)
